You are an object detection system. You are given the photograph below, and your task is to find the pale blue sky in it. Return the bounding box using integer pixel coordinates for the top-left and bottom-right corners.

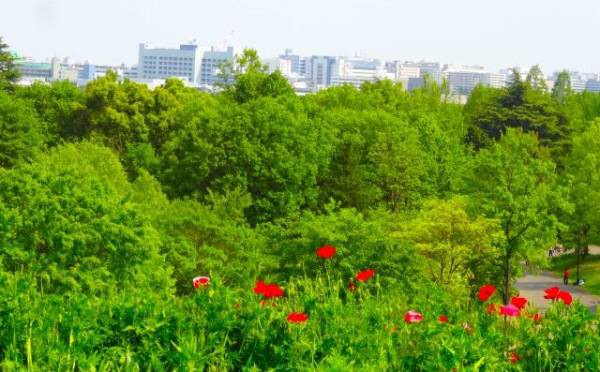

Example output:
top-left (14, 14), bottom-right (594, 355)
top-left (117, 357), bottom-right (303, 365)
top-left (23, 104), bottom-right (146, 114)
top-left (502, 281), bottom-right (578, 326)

top-left (2, 0), bottom-right (599, 73)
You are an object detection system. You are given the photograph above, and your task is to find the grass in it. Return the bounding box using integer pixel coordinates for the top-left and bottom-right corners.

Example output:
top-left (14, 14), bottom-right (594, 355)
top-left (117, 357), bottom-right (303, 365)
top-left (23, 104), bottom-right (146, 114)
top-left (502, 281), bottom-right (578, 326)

top-left (550, 254), bottom-right (600, 295)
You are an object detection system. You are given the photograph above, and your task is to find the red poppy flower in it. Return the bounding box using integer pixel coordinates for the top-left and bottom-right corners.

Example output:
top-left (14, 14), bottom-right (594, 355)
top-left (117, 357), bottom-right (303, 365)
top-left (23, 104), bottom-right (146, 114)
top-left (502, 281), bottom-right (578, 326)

top-left (533, 313), bottom-right (541, 322)
top-left (404, 310), bottom-right (423, 323)
top-left (287, 312), bottom-right (308, 323)
top-left (500, 304), bottom-right (520, 317)
top-left (316, 245), bottom-right (336, 259)
top-left (356, 269), bottom-right (375, 282)
top-left (253, 281), bottom-right (285, 298)
top-left (478, 284), bottom-right (496, 301)
top-left (557, 290), bottom-right (572, 305)
top-left (253, 281), bottom-right (266, 294)
top-left (510, 296), bottom-right (528, 309)
top-left (509, 351), bottom-right (521, 364)
top-left (544, 286), bottom-right (560, 300)
top-left (193, 276), bottom-right (210, 289)
top-left (438, 315), bottom-right (449, 323)
top-left (486, 303), bottom-right (498, 315)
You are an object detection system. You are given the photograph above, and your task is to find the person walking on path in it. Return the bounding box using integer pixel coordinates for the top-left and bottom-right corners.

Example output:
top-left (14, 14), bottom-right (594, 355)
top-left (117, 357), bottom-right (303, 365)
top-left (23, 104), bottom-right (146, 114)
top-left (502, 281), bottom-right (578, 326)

top-left (563, 268), bottom-right (570, 285)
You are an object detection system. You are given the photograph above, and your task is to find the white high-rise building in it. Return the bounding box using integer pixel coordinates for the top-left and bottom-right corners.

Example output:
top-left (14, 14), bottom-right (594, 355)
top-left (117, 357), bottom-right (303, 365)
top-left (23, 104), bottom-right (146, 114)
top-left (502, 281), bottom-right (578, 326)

top-left (263, 58), bottom-right (293, 77)
top-left (138, 42), bottom-right (201, 83)
top-left (394, 63), bottom-right (420, 81)
top-left (330, 57), bottom-right (392, 88)
top-left (443, 65), bottom-right (506, 95)
top-left (305, 56), bottom-right (337, 91)
top-left (138, 42), bottom-right (238, 87)
top-left (586, 79), bottom-right (600, 93)
top-left (279, 49), bottom-right (306, 75)
top-left (198, 46), bottom-right (238, 86)
top-left (415, 62), bottom-right (442, 83)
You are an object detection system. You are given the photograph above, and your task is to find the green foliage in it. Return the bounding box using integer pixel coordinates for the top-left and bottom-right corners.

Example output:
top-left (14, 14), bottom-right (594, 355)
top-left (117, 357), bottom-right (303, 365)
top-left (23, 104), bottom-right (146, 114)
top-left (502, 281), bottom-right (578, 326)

top-left (82, 72), bottom-right (153, 153)
top-left (260, 203), bottom-right (424, 291)
top-left (465, 74), bottom-right (572, 160)
top-left (2, 270), bottom-right (600, 370)
top-left (467, 129), bottom-right (570, 302)
top-left (0, 91), bottom-right (46, 167)
top-left (159, 95), bottom-right (333, 223)
top-left (0, 37), bottom-right (20, 92)
top-left (218, 49), bottom-right (295, 103)
top-left (15, 80), bottom-right (85, 144)
top-left (526, 65), bottom-right (548, 92)
top-left (401, 197), bottom-right (503, 294)
top-left (552, 70), bottom-right (573, 104)
top-left (0, 48), bottom-right (599, 369)
top-left (0, 142), bottom-right (172, 295)
top-left (560, 121), bottom-right (600, 279)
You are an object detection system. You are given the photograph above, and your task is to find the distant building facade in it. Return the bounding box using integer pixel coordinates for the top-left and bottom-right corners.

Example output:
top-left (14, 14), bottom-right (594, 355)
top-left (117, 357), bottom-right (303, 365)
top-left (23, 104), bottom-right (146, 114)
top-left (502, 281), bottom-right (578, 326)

top-left (330, 57), bottom-right (392, 88)
top-left (443, 65), bottom-right (506, 95)
top-left (138, 42), bottom-right (201, 83)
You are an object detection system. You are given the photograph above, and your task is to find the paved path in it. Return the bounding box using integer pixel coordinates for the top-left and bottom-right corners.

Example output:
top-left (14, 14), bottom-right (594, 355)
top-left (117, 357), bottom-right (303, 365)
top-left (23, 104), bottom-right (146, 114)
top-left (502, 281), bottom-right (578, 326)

top-left (516, 271), bottom-right (599, 313)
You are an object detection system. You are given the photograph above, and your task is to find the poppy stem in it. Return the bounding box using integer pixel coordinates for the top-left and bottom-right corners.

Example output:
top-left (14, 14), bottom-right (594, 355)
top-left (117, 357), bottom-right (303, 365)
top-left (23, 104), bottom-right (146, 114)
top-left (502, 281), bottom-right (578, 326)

top-left (503, 315), bottom-right (509, 357)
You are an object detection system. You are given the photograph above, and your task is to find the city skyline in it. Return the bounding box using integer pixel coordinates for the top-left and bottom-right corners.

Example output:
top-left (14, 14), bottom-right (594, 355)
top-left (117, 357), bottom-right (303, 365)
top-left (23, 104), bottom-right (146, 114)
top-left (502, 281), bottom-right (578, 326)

top-left (2, 0), bottom-right (600, 73)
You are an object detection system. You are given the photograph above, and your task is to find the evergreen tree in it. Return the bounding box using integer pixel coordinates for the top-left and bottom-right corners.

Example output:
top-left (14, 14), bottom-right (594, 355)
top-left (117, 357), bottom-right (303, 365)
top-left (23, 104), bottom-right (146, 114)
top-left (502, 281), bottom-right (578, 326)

top-left (0, 36), bottom-right (20, 91)
top-left (552, 70), bottom-right (572, 104)
top-left (526, 65), bottom-right (548, 92)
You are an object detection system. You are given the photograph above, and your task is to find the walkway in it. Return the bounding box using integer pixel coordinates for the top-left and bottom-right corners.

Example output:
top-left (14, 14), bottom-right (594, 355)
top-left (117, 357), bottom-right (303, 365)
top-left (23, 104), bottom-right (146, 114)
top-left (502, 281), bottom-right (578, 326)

top-left (516, 271), bottom-right (599, 313)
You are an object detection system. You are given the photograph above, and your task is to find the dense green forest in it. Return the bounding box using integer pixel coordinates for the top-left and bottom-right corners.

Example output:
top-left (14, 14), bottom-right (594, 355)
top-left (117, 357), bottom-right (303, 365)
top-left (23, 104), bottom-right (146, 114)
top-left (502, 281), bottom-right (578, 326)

top-left (2, 38), bottom-right (600, 370)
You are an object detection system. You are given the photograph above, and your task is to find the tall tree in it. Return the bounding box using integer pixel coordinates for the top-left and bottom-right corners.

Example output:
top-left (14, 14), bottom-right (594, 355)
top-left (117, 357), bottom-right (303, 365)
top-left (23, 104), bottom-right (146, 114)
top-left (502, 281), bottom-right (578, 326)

top-left (218, 49), bottom-right (294, 103)
top-left (526, 65), bottom-right (548, 92)
top-left (368, 118), bottom-right (425, 211)
top-left (465, 69), bottom-right (571, 161)
top-left (468, 129), bottom-right (568, 303)
top-left (561, 120), bottom-right (600, 282)
top-left (404, 197), bottom-right (502, 294)
top-left (552, 70), bottom-right (572, 104)
top-left (0, 37), bottom-right (20, 91)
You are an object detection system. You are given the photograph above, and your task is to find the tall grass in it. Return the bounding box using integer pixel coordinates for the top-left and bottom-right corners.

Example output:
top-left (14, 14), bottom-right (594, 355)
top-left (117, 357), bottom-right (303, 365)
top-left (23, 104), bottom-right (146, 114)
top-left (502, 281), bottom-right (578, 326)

top-left (1, 271), bottom-right (599, 370)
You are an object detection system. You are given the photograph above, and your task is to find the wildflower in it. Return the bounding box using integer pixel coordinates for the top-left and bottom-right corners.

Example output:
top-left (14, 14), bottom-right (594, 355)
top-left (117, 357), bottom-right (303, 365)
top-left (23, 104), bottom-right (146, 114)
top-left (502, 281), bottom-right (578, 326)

top-left (500, 304), bottom-right (520, 317)
top-left (509, 351), bottom-right (521, 364)
top-left (316, 245), bottom-right (336, 259)
top-left (544, 287), bottom-right (572, 305)
top-left (510, 296), bottom-right (528, 309)
top-left (486, 303), bottom-right (498, 315)
top-left (404, 310), bottom-right (423, 323)
top-left (557, 290), bottom-right (573, 305)
top-left (438, 315), bottom-right (449, 323)
top-left (287, 312), bottom-right (309, 323)
top-left (543, 286), bottom-right (560, 300)
top-left (533, 313), bottom-right (541, 322)
top-left (253, 281), bottom-right (266, 294)
top-left (253, 281), bottom-right (285, 298)
top-left (478, 284), bottom-right (496, 301)
top-left (356, 269), bottom-right (376, 282)
top-left (193, 276), bottom-right (210, 289)
top-left (348, 281), bottom-right (356, 292)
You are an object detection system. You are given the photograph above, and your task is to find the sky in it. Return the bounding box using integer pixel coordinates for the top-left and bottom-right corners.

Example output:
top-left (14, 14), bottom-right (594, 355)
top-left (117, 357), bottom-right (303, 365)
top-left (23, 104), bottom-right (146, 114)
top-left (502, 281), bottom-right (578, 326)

top-left (2, 0), bottom-right (599, 73)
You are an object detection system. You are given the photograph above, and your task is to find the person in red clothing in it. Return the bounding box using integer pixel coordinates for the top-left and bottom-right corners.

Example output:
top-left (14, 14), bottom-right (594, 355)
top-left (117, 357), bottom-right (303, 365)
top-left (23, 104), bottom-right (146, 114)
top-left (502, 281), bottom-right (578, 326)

top-left (563, 268), bottom-right (570, 285)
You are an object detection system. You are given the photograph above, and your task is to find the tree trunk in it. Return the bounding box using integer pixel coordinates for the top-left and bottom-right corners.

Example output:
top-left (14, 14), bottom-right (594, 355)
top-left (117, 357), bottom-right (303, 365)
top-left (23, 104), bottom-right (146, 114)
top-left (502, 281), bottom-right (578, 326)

top-left (576, 244), bottom-right (581, 283)
top-left (503, 252), bottom-right (510, 304)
